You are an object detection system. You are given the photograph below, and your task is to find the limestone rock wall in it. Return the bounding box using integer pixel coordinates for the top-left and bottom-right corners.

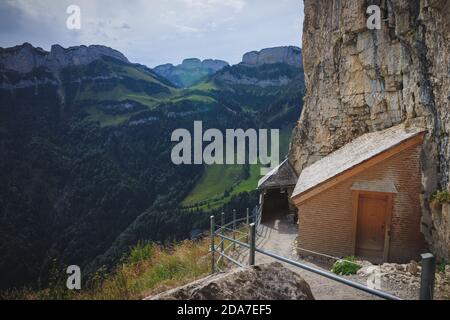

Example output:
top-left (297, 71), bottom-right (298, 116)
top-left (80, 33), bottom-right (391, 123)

top-left (289, 0), bottom-right (449, 259)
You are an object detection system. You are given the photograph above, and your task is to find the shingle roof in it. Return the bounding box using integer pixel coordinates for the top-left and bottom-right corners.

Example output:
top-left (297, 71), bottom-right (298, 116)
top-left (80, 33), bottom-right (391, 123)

top-left (258, 159), bottom-right (298, 189)
top-left (292, 124), bottom-right (426, 198)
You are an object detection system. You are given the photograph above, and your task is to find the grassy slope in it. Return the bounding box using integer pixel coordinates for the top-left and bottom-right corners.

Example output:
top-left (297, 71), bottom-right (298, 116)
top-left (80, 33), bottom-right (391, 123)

top-left (182, 125), bottom-right (293, 211)
top-left (77, 61), bottom-right (296, 205)
top-left (76, 61), bottom-right (223, 128)
top-left (2, 240), bottom-right (211, 300)
top-left (4, 228), bottom-right (247, 300)
top-left (182, 164), bottom-right (242, 205)
top-left (80, 88), bottom-right (216, 128)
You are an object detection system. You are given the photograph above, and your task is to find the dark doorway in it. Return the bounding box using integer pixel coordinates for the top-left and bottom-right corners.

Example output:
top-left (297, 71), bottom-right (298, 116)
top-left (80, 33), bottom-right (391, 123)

top-left (262, 188), bottom-right (290, 222)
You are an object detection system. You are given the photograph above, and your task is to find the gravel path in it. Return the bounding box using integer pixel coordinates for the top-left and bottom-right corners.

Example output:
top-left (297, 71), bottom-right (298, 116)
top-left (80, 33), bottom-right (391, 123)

top-left (235, 215), bottom-right (379, 300)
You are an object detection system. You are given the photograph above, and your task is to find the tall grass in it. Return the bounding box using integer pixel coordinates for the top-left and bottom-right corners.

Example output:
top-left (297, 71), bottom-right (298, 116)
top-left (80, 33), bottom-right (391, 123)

top-left (78, 239), bottom-right (211, 300)
top-left (1, 239), bottom-right (211, 300)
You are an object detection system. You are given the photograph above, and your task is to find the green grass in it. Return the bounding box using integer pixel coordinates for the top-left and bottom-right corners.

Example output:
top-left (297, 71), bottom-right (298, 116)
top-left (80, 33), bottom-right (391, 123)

top-left (85, 107), bottom-right (136, 127)
top-left (181, 125), bottom-right (293, 211)
top-left (431, 190), bottom-right (450, 204)
top-left (76, 84), bottom-right (130, 102)
top-left (125, 93), bottom-right (161, 109)
top-left (80, 87), bottom-right (217, 128)
top-left (172, 94), bottom-right (216, 104)
top-left (331, 257), bottom-right (362, 276)
top-left (182, 164), bottom-right (243, 206)
top-left (231, 165), bottom-right (261, 195)
top-left (6, 240), bottom-right (212, 300)
top-left (190, 81), bottom-right (218, 91)
top-left (82, 240), bottom-right (211, 300)
top-left (183, 164), bottom-right (262, 211)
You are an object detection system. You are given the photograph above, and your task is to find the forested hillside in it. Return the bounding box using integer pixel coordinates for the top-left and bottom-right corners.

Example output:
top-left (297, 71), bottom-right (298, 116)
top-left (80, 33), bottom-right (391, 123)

top-left (0, 44), bottom-right (304, 289)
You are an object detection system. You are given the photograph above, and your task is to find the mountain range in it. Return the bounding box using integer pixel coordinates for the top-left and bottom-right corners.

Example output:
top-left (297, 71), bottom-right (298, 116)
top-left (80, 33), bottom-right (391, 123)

top-left (0, 43), bottom-right (304, 289)
top-left (154, 58), bottom-right (229, 87)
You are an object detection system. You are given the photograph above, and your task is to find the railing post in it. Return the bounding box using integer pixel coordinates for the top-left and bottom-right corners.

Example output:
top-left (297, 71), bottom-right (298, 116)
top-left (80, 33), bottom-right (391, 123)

top-left (249, 223), bottom-right (256, 266)
top-left (210, 215), bottom-right (215, 274)
top-left (232, 209), bottom-right (237, 250)
top-left (221, 212), bottom-right (225, 253)
top-left (246, 208), bottom-right (250, 243)
top-left (420, 253), bottom-right (436, 300)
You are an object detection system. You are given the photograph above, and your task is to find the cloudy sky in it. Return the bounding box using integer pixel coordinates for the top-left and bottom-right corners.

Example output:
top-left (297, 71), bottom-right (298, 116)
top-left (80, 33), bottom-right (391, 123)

top-left (0, 0), bottom-right (304, 67)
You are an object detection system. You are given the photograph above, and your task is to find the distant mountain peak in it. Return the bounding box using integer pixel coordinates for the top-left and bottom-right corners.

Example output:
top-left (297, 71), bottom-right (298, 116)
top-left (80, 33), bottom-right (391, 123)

top-left (154, 58), bottom-right (229, 87)
top-left (0, 43), bottom-right (129, 73)
top-left (241, 46), bottom-right (302, 67)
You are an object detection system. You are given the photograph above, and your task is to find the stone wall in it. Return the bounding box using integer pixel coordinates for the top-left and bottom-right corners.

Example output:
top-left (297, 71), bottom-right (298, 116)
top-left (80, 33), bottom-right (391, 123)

top-left (290, 0), bottom-right (449, 259)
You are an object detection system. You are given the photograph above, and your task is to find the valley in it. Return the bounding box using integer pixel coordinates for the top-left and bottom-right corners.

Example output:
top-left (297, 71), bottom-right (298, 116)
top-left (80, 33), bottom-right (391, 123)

top-left (0, 44), bottom-right (304, 290)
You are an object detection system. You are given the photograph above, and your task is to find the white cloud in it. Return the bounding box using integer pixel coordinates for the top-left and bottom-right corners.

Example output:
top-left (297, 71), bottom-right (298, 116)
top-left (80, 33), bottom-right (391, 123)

top-left (179, 0), bottom-right (246, 12)
top-left (0, 0), bottom-right (302, 67)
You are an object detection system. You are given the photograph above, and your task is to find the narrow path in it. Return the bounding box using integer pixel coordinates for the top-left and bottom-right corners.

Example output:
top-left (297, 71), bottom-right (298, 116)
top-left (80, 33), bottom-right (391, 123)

top-left (236, 215), bottom-right (379, 300)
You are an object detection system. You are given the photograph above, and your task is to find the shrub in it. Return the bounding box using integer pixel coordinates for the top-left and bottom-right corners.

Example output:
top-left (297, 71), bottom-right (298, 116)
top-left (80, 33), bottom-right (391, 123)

top-left (128, 242), bottom-right (154, 264)
top-left (437, 260), bottom-right (448, 274)
top-left (331, 256), bottom-right (362, 276)
top-left (430, 190), bottom-right (450, 211)
top-left (431, 190), bottom-right (450, 204)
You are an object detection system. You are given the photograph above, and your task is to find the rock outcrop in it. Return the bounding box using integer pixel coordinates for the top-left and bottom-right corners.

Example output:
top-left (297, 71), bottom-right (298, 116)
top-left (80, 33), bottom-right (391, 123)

top-left (148, 262), bottom-right (314, 300)
top-left (289, 0), bottom-right (449, 259)
top-left (0, 43), bottom-right (129, 73)
top-left (357, 260), bottom-right (450, 299)
top-left (212, 46), bottom-right (303, 88)
top-left (242, 46), bottom-right (302, 67)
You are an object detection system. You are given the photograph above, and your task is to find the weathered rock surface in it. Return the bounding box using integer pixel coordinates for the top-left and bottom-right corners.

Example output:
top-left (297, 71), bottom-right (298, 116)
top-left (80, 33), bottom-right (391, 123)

top-left (289, 0), bottom-right (449, 259)
top-left (432, 204), bottom-right (450, 259)
top-left (147, 262), bottom-right (314, 300)
top-left (0, 43), bottom-right (129, 73)
top-left (211, 46), bottom-right (303, 87)
top-left (356, 260), bottom-right (450, 299)
top-left (242, 46), bottom-right (302, 67)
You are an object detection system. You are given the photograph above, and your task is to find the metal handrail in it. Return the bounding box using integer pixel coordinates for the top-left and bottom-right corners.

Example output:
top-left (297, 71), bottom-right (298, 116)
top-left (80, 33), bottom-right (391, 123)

top-left (255, 247), bottom-right (401, 301)
top-left (215, 250), bottom-right (244, 268)
top-left (215, 217), bottom-right (250, 233)
top-left (210, 207), bottom-right (404, 301)
top-left (220, 233), bottom-right (249, 249)
top-left (219, 226), bottom-right (249, 236)
top-left (216, 230), bottom-right (401, 300)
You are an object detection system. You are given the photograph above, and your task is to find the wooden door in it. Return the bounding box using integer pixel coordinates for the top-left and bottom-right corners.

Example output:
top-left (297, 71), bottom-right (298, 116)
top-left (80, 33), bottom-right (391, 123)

top-left (355, 193), bottom-right (388, 262)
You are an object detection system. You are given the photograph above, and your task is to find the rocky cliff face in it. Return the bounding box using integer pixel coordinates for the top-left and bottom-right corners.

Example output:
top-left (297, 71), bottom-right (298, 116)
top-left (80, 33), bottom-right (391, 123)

top-left (212, 46), bottom-right (303, 87)
top-left (0, 43), bottom-right (129, 73)
top-left (242, 46), bottom-right (302, 67)
top-left (289, 0), bottom-right (449, 259)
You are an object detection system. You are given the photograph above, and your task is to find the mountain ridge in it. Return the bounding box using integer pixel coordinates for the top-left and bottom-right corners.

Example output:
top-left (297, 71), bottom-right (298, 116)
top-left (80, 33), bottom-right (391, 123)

top-left (241, 46), bottom-right (302, 67)
top-left (0, 43), bottom-right (130, 74)
top-left (153, 58), bottom-right (229, 88)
